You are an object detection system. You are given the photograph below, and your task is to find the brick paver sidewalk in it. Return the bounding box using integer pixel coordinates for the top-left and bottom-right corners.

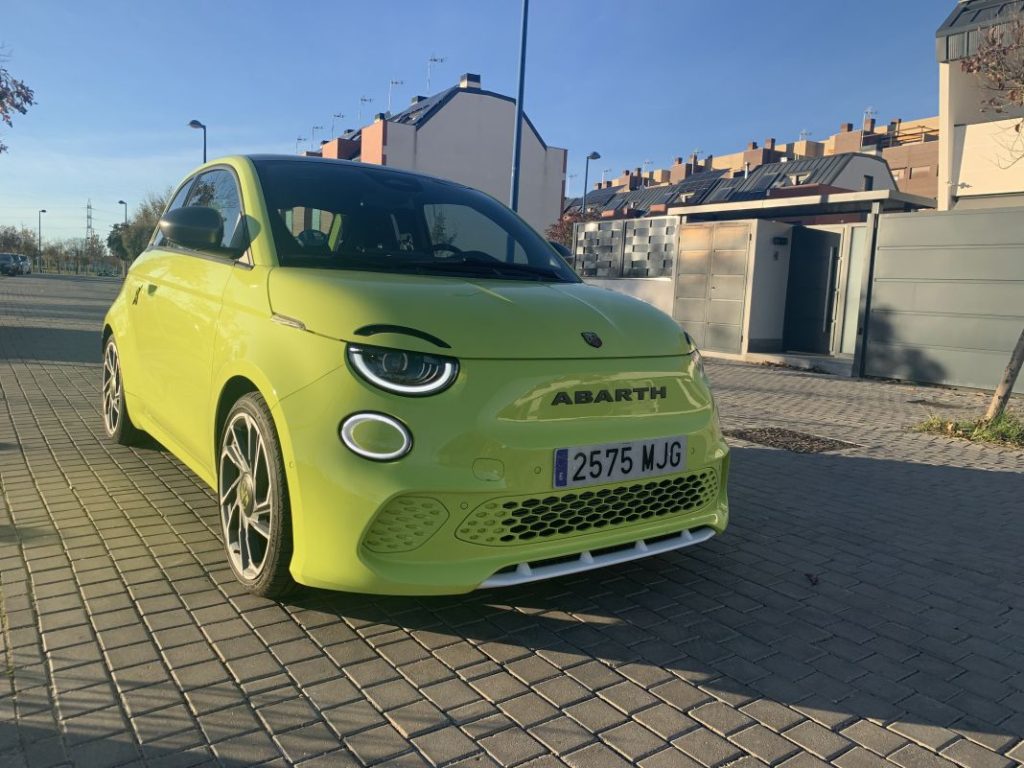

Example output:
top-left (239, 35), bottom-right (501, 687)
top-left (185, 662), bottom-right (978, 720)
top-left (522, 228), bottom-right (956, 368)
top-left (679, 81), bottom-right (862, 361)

top-left (1, 274), bottom-right (1021, 768)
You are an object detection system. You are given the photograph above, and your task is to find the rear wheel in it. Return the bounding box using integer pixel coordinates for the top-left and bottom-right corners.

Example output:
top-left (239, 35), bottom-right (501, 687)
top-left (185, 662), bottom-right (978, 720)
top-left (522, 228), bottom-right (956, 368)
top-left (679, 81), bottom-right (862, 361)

top-left (218, 392), bottom-right (296, 599)
top-left (101, 337), bottom-right (142, 445)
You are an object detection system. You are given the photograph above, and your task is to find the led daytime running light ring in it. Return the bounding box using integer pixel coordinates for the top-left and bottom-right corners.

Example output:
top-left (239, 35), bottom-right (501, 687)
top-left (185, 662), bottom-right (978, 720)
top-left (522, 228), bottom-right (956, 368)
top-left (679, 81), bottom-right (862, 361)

top-left (339, 412), bottom-right (412, 461)
top-left (348, 344), bottom-right (459, 396)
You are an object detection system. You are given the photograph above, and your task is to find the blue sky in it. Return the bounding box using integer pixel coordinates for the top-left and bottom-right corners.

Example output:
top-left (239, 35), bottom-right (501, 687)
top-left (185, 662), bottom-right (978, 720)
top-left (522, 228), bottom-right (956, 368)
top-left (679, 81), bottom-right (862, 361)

top-left (2, 0), bottom-right (946, 241)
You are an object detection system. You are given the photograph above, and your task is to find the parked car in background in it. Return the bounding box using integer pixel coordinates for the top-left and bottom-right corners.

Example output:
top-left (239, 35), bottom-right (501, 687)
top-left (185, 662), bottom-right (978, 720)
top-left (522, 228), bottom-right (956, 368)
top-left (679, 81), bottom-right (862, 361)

top-left (16, 255), bottom-right (32, 274)
top-left (0, 253), bottom-right (22, 276)
top-left (102, 155), bottom-right (729, 598)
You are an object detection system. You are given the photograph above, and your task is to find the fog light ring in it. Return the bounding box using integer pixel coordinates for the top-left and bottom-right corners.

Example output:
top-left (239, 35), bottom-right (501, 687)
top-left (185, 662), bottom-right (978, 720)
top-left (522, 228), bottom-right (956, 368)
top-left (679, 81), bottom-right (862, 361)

top-left (340, 412), bottom-right (413, 461)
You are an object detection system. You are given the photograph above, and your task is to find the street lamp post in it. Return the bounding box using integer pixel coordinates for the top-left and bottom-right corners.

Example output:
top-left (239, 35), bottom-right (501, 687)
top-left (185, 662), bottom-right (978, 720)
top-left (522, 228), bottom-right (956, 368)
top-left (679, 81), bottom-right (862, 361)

top-left (581, 151), bottom-right (601, 218)
top-left (37, 209), bottom-right (46, 266)
top-left (508, 0), bottom-right (529, 212)
top-left (188, 119), bottom-right (207, 162)
top-left (117, 199), bottom-right (127, 225)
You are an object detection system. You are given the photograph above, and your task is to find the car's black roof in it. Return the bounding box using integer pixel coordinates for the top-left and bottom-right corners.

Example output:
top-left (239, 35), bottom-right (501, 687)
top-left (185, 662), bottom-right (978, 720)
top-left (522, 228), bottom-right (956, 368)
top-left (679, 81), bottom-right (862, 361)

top-left (246, 154), bottom-right (471, 191)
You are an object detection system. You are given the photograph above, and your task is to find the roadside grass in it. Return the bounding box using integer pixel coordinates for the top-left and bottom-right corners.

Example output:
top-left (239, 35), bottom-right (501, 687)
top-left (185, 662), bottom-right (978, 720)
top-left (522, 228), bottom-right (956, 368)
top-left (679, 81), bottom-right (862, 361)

top-left (914, 410), bottom-right (1024, 449)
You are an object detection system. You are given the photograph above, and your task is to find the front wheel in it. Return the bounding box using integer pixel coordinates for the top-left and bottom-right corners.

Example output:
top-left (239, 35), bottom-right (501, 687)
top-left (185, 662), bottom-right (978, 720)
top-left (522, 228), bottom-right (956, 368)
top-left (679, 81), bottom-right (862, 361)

top-left (101, 337), bottom-right (142, 445)
top-left (218, 392), bottom-right (296, 599)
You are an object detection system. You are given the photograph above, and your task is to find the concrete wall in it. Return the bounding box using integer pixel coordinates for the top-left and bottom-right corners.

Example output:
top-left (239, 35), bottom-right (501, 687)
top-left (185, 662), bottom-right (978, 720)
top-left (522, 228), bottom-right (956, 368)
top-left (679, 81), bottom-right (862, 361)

top-left (380, 91), bottom-right (566, 233)
top-left (866, 207), bottom-right (1024, 393)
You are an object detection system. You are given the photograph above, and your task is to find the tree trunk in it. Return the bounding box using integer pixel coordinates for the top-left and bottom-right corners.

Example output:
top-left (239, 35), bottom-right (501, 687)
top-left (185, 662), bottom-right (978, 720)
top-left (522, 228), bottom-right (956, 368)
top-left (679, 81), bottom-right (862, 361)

top-left (985, 325), bottom-right (1024, 422)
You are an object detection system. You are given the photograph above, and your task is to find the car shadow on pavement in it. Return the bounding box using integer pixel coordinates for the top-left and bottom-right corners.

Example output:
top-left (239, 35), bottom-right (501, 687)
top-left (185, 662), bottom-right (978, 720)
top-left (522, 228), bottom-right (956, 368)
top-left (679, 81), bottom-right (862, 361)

top-left (0, 326), bottom-right (101, 365)
top-left (288, 446), bottom-right (1022, 746)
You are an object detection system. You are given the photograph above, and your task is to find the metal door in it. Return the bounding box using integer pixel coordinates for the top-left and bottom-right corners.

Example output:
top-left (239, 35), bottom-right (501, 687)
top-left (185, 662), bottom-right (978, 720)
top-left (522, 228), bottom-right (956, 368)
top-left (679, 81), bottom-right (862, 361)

top-left (782, 227), bottom-right (841, 354)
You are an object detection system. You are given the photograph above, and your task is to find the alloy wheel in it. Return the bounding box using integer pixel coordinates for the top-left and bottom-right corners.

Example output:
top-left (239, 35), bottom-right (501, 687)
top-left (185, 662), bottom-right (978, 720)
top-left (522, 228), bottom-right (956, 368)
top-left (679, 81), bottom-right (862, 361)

top-left (219, 411), bottom-right (274, 580)
top-left (102, 341), bottom-right (122, 436)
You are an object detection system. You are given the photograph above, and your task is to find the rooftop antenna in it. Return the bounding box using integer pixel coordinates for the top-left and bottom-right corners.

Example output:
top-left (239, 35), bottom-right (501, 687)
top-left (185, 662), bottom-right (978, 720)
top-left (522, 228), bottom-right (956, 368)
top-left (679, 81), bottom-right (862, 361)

top-left (358, 96), bottom-right (373, 120)
top-left (310, 125), bottom-right (323, 148)
top-left (427, 55), bottom-right (446, 92)
top-left (799, 128), bottom-right (812, 141)
top-left (864, 106), bottom-right (877, 124)
top-left (601, 168), bottom-right (611, 183)
top-left (295, 136), bottom-right (306, 154)
top-left (331, 113), bottom-right (345, 137)
top-left (387, 79), bottom-right (404, 113)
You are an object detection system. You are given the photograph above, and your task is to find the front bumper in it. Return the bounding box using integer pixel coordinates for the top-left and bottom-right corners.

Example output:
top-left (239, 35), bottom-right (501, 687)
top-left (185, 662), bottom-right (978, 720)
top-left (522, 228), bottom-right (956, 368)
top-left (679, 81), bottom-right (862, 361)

top-left (272, 354), bottom-right (730, 595)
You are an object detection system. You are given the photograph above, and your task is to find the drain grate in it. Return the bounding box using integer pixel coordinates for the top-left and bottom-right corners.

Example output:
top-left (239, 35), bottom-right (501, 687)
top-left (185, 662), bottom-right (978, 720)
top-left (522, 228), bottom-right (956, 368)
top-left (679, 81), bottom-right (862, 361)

top-left (724, 427), bottom-right (856, 453)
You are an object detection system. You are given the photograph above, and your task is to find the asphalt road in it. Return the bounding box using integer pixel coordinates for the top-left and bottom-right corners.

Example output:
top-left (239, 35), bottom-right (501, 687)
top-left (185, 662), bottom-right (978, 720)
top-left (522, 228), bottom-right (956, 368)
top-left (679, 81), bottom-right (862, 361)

top-left (0, 274), bottom-right (1021, 768)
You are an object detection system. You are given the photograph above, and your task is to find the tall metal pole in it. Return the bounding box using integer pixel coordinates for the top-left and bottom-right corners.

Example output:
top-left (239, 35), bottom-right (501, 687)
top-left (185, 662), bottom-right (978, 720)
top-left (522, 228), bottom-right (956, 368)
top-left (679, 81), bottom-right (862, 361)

top-left (582, 157), bottom-right (591, 218)
top-left (508, 0), bottom-right (529, 212)
top-left (37, 209), bottom-right (45, 261)
top-left (202, 125), bottom-right (207, 162)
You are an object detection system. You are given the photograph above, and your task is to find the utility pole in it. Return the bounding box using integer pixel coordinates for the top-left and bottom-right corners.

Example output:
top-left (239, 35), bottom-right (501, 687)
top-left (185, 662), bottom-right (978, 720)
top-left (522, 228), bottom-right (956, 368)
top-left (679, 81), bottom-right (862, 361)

top-left (427, 55), bottom-right (446, 92)
top-left (508, 0), bottom-right (529, 212)
top-left (86, 200), bottom-right (94, 240)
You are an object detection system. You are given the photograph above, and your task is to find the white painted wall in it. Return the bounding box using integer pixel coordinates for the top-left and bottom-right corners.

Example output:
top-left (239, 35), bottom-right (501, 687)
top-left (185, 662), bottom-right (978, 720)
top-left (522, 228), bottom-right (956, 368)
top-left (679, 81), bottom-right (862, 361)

top-left (381, 90), bottom-right (566, 233)
top-left (940, 61), bottom-right (1024, 210)
top-left (746, 220), bottom-right (792, 352)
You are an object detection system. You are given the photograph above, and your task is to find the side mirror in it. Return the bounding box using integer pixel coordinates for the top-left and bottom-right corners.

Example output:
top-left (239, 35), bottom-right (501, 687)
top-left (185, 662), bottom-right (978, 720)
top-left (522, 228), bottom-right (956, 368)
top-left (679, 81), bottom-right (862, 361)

top-left (549, 240), bottom-right (572, 261)
top-left (159, 206), bottom-right (223, 250)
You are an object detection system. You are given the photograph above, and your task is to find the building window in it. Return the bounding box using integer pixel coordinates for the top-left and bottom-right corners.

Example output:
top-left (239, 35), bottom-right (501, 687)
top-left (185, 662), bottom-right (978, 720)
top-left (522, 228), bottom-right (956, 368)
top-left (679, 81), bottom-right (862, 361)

top-left (910, 166), bottom-right (932, 178)
top-left (788, 173), bottom-right (811, 185)
top-left (863, 175), bottom-right (874, 191)
top-left (893, 168), bottom-right (906, 180)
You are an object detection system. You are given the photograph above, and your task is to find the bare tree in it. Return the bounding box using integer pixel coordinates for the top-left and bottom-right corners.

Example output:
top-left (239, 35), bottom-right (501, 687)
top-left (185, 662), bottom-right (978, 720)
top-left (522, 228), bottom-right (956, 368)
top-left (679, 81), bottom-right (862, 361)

top-left (961, 14), bottom-right (1024, 421)
top-left (0, 50), bottom-right (35, 154)
top-left (961, 14), bottom-right (1024, 166)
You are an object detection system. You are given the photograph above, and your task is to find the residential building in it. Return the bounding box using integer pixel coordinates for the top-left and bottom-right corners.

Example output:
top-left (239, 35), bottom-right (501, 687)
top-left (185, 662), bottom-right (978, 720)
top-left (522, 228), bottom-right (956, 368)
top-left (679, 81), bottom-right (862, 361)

top-left (317, 74), bottom-right (567, 232)
top-left (936, 0), bottom-right (1024, 210)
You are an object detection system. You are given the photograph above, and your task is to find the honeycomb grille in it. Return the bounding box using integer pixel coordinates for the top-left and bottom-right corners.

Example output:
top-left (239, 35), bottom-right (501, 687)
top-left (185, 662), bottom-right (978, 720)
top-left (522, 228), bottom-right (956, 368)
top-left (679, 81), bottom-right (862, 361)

top-left (363, 496), bottom-right (449, 553)
top-left (456, 469), bottom-right (718, 546)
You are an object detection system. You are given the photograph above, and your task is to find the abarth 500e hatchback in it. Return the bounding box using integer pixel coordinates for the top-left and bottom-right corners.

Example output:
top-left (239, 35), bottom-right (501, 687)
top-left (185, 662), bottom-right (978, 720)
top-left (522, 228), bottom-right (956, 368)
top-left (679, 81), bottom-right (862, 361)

top-left (102, 155), bottom-right (729, 597)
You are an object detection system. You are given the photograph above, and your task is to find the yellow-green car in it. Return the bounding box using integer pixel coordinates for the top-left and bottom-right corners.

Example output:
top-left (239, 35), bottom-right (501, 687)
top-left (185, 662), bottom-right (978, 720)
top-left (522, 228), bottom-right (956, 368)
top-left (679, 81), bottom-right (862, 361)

top-left (102, 155), bottom-right (729, 597)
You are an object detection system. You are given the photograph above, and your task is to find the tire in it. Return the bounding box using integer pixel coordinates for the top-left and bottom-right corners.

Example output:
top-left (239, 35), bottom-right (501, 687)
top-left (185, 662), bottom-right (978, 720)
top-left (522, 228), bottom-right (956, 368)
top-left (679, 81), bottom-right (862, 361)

top-left (101, 336), bottom-right (142, 445)
top-left (218, 392), bottom-right (297, 599)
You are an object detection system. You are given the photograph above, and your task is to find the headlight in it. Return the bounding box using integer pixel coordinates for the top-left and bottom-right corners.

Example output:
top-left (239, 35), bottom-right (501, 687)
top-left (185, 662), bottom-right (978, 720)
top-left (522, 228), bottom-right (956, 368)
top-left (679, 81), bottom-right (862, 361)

top-left (347, 344), bottom-right (459, 396)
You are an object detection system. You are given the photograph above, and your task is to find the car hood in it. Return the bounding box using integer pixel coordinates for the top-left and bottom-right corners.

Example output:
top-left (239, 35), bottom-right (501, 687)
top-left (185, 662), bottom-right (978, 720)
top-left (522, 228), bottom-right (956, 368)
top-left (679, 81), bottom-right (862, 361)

top-left (267, 269), bottom-right (691, 360)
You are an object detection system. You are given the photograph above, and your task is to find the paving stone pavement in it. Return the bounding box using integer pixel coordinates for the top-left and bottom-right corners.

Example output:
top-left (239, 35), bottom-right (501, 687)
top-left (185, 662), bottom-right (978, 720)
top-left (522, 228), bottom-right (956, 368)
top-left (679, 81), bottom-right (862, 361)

top-left (0, 273), bottom-right (1021, 768)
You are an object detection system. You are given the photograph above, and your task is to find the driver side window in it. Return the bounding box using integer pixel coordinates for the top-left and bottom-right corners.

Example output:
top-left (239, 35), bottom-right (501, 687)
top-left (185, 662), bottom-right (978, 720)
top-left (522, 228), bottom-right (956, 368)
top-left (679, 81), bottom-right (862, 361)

top-left (185, 169), bottom-right (245, 250)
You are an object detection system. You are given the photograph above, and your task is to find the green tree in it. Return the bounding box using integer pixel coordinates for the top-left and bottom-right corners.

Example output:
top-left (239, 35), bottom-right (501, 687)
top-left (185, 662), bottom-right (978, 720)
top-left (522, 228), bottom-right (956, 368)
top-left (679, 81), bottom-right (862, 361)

top-left (0, 51), bottom-right (35, 154)
top-left (107, 189), bottom-right (171, 267)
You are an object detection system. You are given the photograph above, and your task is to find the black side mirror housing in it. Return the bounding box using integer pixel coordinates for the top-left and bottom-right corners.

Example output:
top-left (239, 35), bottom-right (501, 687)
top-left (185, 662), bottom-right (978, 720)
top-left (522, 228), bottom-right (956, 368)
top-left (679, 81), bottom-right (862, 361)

top-left (549, 240), bottom-right (572, 261)
top-left (159, 206), bottom-right (223, 250)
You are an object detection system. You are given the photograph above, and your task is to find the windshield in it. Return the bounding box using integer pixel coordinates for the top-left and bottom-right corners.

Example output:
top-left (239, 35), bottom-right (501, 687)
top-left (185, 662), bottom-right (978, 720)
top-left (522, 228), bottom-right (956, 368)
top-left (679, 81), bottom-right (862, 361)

top-left (251, 158), bottom-right (579, 283)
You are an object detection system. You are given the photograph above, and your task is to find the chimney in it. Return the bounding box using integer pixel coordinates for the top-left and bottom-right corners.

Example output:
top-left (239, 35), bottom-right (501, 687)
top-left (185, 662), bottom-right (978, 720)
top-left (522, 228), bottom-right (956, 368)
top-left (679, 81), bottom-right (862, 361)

top-left (410, 95), bottom-right (426, 105)
top-left (605, 181), bottom-right (613, 189)
top-left (459, 72), bottom-right (481, 89)
top-left (373, 112), bottom-right (386, 122)
top-left (689, 153), bottom-right (698, 166)
top-left (703, 154), bottom-right (714, 170)
top-left (674, 156), bottom-right (683, 165)
top-left (766, 138), bottom-right (776, 150)
top-left (634, 167), bottom-right (642, 175)
top-left (863, 117), bottom-right (876, 133)
top-left (840, 122), bottom-right (854, 133)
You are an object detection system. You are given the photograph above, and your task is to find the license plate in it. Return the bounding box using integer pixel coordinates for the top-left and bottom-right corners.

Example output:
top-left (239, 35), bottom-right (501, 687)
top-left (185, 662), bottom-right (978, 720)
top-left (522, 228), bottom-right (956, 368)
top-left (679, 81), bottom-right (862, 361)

top-left (553, 436), bottom-right (687, 489)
